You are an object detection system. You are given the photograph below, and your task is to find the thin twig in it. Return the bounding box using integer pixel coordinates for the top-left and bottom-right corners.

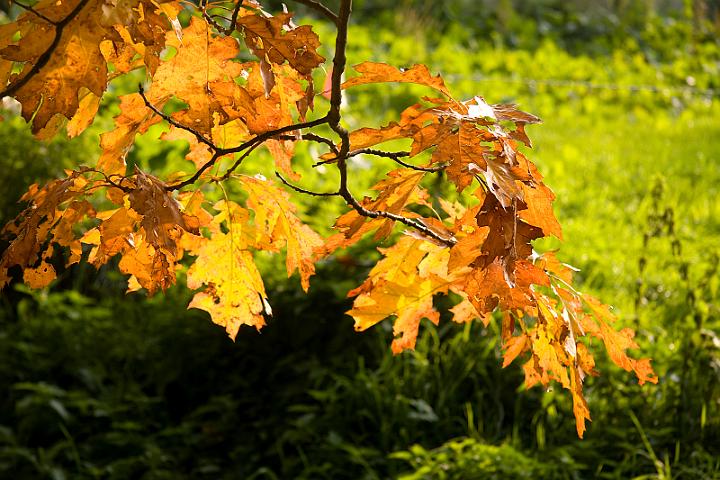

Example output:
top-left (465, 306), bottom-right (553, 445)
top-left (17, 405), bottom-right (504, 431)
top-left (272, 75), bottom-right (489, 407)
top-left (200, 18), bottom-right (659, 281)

top-left (164, 118), bottom-right (331, 190)
top-left (289, 0), bottom-right (338, 23)
top-left (12, 1), bottom-right (55, 24)
top-left (203, 0), bottom-right (244, 34)
top-left (275, 172), bottom-right (340, 197)
top-left (83, 168), bottom-right (131, 192)
top-left (203, 10), bottom-right (230, 34)
top-left (219, 116), bottom-right (329, 156)
top-left (215, 141), bottom-right (262, 183)
top-left (275, 132), bottom-right (339, 154)
top-left (138, 85), bottom-right (218, 151)
top-left (348, 148), bottom-right (447, 172)
top-left (1, 0), bottom-right (90, 99)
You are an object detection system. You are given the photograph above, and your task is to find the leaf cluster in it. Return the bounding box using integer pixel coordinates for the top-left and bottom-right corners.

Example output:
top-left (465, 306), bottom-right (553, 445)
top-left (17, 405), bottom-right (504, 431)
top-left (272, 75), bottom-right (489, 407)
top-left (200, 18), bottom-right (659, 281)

top-left (0, 0), bottom-right (658, 436)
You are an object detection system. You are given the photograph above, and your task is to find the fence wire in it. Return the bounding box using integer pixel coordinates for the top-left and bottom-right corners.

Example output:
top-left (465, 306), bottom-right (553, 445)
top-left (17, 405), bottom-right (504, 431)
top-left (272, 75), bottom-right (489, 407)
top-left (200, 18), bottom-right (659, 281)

top-left (444, 74), bottom-right (719, 99)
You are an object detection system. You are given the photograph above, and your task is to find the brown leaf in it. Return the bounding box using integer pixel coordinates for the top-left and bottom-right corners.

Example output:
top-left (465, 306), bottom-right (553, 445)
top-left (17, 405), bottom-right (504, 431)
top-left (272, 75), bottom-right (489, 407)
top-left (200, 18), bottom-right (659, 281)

top-left (238, 12), bottom-right (324, 75)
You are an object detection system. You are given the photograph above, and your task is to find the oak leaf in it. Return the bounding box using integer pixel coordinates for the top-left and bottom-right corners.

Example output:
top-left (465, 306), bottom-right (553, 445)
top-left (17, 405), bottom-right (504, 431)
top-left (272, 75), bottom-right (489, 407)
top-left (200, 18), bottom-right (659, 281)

top-left (238, 12), bottom-right (324, 76)
top-left (186, 214), bottom-right (270, 339)
top-left (343, 62), bottom-right (451, 97)
top-left (238, 175), bottom-right (323, 291)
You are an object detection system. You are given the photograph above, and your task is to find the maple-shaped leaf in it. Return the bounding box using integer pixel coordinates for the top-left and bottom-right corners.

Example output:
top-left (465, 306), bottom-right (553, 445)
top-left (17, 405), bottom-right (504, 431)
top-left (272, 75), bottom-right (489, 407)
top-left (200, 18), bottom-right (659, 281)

top-left (341, 103), bottom-right (438, 156)
top-left (237, 12), bottom-right (325, 75)
top-left (238, 175), bottom-right (323, 291)
top-left (98, 93), bottom-right (162, 175)
top-left (348, 237), bottom-right (467, 353)
top-left (491, 103), bottom-right (541, 147)
top-left (583, 294), bottom-right (658, 385)
top-left (449, 293), bottom-right (487, 325)
top-left (502, 333), bottom-right (529, 368)
top-left (462, 259), bottom-right (549, 318)
top-left (435, 121), bottom-right (494, 192)
top-left (149, 17), bottom-right (246, 136)
top-left (518, 182), bottom-right (563, 239)
top-left (79, 171), bottom-right (199, 294)
top-left (474, 192), bottom-right (544, 285)
top-left (186, 201), bottom-right (270, 339)
top-left (343, 62), bottom-right (451, 97)
top-left (100, 1), bottom-right (181, 77)
top-left (238, 61), bottom-right (307, 135)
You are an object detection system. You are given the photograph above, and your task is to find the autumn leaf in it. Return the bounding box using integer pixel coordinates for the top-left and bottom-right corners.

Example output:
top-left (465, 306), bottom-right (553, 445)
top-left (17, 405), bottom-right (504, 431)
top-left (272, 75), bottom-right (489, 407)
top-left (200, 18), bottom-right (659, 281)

top-left (98, 93), bottom-right (162, 175)
top-left (186, 216), bottom-right (270, 339)
top-left (0, 172), bottom-right (94, 288)
top-left (149, 17), bottom-right (246, 135)
top-left (343, 62), bottom-right (451, 97)
top-left (348, 237), bottom-right (458, 353)
top-left (502, 334), bottom-right (529, 368)
top-left (238, 12), bottom-right (324, 75)
top-left (238, 175), bottom-right (323, 291)
top-left (0, 0), bottom-right (178, 134)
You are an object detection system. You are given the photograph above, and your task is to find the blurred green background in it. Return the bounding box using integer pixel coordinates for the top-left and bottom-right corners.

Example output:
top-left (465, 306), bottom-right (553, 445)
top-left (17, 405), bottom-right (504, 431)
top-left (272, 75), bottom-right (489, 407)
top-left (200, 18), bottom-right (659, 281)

top-left (1, 0), bottom-right (719, 478)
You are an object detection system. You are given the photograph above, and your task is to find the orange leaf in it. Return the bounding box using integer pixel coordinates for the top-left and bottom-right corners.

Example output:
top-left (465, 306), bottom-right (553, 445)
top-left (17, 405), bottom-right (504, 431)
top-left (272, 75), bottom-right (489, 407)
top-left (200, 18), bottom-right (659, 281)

top-left (343, 62), bottom-right (451, 97)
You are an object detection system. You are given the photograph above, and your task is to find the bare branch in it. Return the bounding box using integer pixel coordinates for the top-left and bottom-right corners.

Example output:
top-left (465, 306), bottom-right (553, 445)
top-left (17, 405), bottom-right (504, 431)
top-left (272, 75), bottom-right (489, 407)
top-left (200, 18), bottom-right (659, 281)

top-left (215, 141), bottom-right (262, 183)
top-left (12, 1), bottom-right (56, 24)
top-left (275, 172), bottom-right (340, 197)
top-left (138, 84), bottom-right (218, 151)
top-left (289, 0), bottom-right (338, 23)
top-left (348, 148), bottom-right (447, 172)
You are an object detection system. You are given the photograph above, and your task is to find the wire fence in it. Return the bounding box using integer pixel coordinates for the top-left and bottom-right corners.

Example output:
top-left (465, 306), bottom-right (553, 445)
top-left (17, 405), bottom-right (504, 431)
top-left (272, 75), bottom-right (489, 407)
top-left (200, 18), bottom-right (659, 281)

top-left (444, 74), bottom-right (720, 100)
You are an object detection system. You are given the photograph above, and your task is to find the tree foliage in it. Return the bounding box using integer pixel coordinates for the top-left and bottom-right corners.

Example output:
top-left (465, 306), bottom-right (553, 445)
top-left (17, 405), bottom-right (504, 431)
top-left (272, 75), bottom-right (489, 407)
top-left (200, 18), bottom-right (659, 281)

top-left (0, 0), bottom-right (657, 437)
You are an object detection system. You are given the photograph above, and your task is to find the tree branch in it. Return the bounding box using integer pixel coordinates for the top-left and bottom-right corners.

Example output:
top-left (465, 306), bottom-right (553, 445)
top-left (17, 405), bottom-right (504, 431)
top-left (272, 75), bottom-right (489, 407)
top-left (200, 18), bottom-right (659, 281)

top-left (167, 116), bottom-right (331, 190)
top-left (324, 0), bottom-right (455, 247)
top-left (215, 141), bottom-right (262, 183)
top-left (229, 0), bottom-right (245, 31)
top-left (289, 0), bottom-right (338, 23)
top-left (275, 172), bottom-right (340, 197)
top-left (275, 132), bottom-right (338, 153)
top-left (348, 148), bottom-right (447, 172)
top-left (139, 81), bottom-right (332, 190)
top-left (12, 1), bottom-right (55, 24)
top-left (138, 85), bottom-right (218, 151)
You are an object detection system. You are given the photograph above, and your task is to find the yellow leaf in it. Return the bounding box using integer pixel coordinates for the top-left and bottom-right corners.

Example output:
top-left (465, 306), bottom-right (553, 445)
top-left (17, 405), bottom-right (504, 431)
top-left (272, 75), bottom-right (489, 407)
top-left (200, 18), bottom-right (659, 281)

top-left (23, 261), bottom-right (56, 289)
top-left (239, 176), bottom-right (323, 291)
top-left (186, 231), bottom-right (269, 340)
